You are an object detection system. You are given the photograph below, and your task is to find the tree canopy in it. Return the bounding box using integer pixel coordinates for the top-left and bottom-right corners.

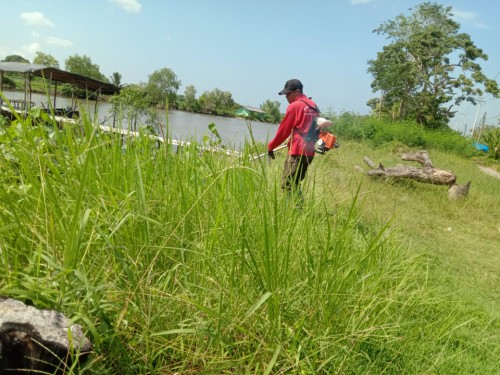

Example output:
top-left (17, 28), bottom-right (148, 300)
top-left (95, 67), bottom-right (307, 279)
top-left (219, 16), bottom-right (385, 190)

top-left (145, 67), bottom-right (181, 107)
top-left (65, 54), bottom-right (108, 82)
top-left (1, 55), bottom-right (29, 63)
top-left (33, 52), bottom-right (59, 68)
top-left (260, 99), bottom-right (281, 123)
top-left (367, 1), bottom-right (499, 128)
top-left (199, 88), bottom-right (236, 116)
top-left (109, 72), bottom-right (123, 87)
top-left (176, 85), bottom-right (201, 112)
top-left (110, 84), bottom-right (152, 131)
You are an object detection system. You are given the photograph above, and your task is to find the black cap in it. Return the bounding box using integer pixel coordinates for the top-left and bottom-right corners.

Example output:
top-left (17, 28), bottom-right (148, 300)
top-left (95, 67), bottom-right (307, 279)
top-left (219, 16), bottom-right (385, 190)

top-left (279, 79), bottom-right (303, 95)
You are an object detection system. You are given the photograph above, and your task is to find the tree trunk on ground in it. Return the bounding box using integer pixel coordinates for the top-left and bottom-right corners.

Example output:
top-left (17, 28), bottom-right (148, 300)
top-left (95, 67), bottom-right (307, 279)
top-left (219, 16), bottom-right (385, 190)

top-left (363, 150), bottom-right (470, 199)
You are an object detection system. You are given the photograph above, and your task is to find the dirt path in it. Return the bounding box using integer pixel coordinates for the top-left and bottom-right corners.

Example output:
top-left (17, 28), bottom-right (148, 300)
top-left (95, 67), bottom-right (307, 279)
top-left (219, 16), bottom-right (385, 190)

top-left (478, 165), bottom-right (500, 179)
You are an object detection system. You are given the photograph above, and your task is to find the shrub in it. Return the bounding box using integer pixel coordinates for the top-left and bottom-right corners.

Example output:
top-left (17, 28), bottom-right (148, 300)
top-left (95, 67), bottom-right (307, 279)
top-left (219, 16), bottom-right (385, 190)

top-left (480, 126), bottom-right (500, 159)
top-left (331, 114), bottom-right (480, 157)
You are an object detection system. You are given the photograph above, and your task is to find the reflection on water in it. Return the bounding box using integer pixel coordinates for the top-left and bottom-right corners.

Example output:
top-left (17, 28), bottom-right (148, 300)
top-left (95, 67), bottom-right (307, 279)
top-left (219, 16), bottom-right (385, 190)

top-left (2, 91), bottom-right (277, 149)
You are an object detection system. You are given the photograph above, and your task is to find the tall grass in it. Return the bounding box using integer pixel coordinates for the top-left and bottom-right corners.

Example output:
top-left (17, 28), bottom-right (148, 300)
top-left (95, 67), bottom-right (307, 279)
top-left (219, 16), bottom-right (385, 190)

top-left (0, 110), bottom-right (497, 373)
top-left (332, 112), bottom-right (484, 158)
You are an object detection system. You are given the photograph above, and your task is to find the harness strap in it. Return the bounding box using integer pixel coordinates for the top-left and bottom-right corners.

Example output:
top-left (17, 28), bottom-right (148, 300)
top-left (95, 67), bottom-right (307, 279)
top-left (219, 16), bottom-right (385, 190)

top-left (298, 100), bottom-right (320, 113)
top-left (297, 100), bottom-right (320, 142)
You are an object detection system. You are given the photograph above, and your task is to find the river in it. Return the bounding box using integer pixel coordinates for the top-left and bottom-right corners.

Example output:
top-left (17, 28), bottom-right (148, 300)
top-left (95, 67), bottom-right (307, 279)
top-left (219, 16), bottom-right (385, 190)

top-left (2, 90), bottom-right (278, 149)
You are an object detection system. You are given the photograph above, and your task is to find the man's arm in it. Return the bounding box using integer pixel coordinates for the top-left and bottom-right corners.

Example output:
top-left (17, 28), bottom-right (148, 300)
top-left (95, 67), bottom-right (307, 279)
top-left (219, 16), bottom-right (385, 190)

top-left (268, 108), bottom-right (296, 151)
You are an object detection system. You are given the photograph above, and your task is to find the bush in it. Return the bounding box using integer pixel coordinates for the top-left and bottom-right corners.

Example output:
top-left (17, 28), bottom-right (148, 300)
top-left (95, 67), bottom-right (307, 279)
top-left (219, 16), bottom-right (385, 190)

top-left (480, 126), bottom-right (500, 159)
top-left (334, 112), bottom-right (377, 141)
top-left (331, 114), bottom-right (480, 157)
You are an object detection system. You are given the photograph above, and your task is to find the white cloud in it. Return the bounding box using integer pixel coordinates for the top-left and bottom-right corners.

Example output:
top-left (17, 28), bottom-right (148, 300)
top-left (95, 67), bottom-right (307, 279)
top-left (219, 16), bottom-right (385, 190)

top-left (21, 42), bottom-right (41, 57)
top-left (452, 9), bottom-right (476, 21)
top-left (20, 12), bottom-right (55, 27)
top-left (452, 9), bottom-right (487, 29)
top-left (31, 31), bottom-right (40, 39)
top-left (109, 0), bottom-right (142, 13)
top-left (351, 0), bottom-right (374, 5)
top-left (45, 36), bottom-right (73, 47)
top-left (0, 46), bottom-right (8, 59)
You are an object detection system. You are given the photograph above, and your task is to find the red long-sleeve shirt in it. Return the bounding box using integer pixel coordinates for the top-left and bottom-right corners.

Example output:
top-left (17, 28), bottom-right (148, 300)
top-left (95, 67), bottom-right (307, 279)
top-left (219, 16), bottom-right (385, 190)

top-left (268, 94), bottom-right (318, 156)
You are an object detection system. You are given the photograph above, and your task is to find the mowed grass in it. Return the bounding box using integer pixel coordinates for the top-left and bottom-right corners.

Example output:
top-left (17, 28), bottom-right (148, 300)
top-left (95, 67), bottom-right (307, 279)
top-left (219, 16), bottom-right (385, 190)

top-left (0, 111), bottom-right (499, 373)
top-left (311, 141), bottom-right (500, 316)
top-left (310, 140), bottom-right (500, 373)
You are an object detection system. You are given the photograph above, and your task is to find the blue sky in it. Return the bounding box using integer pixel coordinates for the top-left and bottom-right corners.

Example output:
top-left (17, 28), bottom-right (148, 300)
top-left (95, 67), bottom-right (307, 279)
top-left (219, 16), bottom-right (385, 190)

top-left (2, 0), bottom-right (499, 131)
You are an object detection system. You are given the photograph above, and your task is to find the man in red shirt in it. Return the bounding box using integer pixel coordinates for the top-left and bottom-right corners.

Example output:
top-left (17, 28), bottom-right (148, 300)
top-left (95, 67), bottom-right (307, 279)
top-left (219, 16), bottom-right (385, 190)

top-left (268, 79), bottom-right (319, 192)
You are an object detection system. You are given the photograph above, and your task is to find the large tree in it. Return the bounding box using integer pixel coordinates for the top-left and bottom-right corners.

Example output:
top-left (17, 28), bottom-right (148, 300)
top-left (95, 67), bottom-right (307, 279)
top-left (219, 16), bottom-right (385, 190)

top-left (260, 99), bottom-right (281, 123)
top-left (198, 88), bottom-right (235, 116)
top-left (178, 85), bottom-right (200, 112)
top-left (65, 54), bottom-right (108, 82)
top-left (145, 67), bottom-right (181, 107)
top-left (1, 55), bottom-right (29, 63)
top-left (33, 51), bottom-right (59, 68)
top-left (367, 2), bottom-right (499, 128)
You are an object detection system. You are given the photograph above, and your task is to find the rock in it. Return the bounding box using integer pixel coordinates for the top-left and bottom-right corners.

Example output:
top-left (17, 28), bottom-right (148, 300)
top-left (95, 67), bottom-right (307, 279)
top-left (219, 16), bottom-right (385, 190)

top-left (0, 297), bottom-right (92, 374)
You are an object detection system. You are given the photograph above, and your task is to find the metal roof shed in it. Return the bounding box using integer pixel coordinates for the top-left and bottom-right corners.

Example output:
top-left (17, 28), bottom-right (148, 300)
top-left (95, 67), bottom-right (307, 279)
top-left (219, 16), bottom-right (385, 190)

top-left (0, 62), bottom-right (119, 112)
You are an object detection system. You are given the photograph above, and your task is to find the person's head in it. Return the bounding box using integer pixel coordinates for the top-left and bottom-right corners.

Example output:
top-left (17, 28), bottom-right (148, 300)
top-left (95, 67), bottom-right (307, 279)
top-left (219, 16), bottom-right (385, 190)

top-left (279, 79), bottom-right (303, 103)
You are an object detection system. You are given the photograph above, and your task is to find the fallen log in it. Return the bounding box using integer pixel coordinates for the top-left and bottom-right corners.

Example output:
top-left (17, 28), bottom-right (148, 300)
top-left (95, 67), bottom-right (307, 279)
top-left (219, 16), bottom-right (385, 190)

top-left (363, 150), bottom-right (470, 199)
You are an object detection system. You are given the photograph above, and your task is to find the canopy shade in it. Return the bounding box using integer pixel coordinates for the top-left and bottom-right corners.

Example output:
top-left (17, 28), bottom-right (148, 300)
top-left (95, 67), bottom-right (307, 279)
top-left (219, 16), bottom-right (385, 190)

top-left (0, 62), bottom-right (119, 95)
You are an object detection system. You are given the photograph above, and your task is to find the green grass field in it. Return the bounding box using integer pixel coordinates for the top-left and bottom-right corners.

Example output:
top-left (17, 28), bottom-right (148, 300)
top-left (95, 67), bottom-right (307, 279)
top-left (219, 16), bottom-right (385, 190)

top-left (312, 141), bottom-right (500, 315)
top-left (0, 110), bottom-right (499, 374)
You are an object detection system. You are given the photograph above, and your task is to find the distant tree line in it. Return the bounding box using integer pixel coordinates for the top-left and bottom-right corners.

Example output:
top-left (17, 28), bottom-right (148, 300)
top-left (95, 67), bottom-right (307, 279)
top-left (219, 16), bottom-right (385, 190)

top-left (1, 53), bottom-right (282, 123)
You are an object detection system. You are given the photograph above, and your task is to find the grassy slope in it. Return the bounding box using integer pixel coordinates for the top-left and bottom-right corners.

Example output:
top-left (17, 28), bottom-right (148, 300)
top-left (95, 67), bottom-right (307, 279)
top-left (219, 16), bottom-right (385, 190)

top-left (1, 116), bottom-right (499, 373)
top-left (315, 143), bottom-right (500, 318)
top-left (304, 141), bottom-right (500, 373)
top-left (309, 141), bottom-right (500, 316)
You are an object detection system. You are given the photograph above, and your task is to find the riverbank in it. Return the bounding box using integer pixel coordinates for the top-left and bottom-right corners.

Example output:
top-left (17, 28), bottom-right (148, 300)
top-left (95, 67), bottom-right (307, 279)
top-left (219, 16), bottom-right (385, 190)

top-left (1, 86), bottom-right (278, 124)
top-left (1, 115), bottom-right (499, 373)
top-left (1, 89), bottom-right (277, 148)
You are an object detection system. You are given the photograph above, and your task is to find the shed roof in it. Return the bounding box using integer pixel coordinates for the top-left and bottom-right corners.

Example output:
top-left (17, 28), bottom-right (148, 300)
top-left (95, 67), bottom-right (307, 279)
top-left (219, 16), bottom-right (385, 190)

top-left (239, 105), bottom-right (266, 114)
top-left (0, 62), bottom-right (119, 95)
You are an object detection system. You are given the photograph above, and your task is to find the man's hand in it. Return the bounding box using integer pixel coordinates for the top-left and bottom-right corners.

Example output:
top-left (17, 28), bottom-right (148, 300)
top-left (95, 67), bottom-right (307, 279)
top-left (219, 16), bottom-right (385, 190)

top-left (267, 150), bottom-right (275, 159)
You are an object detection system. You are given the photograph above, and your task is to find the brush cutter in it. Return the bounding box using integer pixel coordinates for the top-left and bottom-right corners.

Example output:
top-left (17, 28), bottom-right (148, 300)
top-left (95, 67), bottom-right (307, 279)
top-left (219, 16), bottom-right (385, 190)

top-left (251, 144), bottom-right (288, 164)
